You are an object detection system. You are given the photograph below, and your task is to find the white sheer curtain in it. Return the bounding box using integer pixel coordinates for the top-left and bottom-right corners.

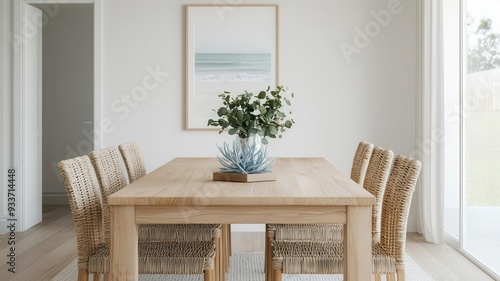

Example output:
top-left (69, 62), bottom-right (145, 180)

top-left (416, 0), bottom-right (445, 244)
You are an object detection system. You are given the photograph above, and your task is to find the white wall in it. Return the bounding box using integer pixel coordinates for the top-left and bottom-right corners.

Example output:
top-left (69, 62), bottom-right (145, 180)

top-left (101, 0), bottom-right (419, 231)
top-left (40, 4), bottom-right (94, 197)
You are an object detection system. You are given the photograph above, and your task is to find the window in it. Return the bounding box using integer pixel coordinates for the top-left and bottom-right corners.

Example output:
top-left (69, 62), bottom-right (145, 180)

top-left (444, 0), bottom-right (500, 278)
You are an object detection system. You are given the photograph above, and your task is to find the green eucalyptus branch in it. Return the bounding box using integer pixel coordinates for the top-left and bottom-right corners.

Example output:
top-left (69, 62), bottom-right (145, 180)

top-left (207, 85), bottom-right (295, 144)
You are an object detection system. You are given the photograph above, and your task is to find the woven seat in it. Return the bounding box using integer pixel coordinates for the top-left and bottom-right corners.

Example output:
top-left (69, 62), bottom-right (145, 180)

top-left (271, 241), bottom-right (396, 275)
top-left (138, 223), bottom-right (222, 242)
top-left (90, 147), bottom-right (225, 280)
top-left (269, 223), bottom-right (343, 242)
top-left (58, 155), bottom-right (217, 281)
top-left (269, 155), bottom-right (421, 281)
top-left (372, 242), bottom-right (396, 274)
top-left (271, 241), bottom-right (343, 275)
top-left (88, 241), bottom-right (216, 274)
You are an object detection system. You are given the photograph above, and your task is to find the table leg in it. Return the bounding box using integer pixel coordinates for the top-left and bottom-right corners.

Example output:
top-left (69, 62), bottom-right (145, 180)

top-left (110, 206), bottom-right (138, 281)
top-left (344, 205), bottom-right (371, 281)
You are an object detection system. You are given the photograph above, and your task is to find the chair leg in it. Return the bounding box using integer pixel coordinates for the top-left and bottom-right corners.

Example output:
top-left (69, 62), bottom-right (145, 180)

top-left (273, 268), bottom-right (282, 281)
top-left (220, 234), bottom-right (227, 281)
top-left (78, 270), bottom-right (89, 281)
top-left (265, 235), bottom-right (270, 280)
top-left (396, 268), bottom-right (405, 281)
top-left (226, 224), bottom-right (231, 271)
top-left (103, 273), bottom-right (110, 281)
top-left (228, 224), bottom-right (232, 256)
top-left (266, 233), bottom-right (275, 281)
top-left (93, 273), bottom-right (101, 281)
top-left (215, 237), bottom-right (220, 281)
top-left (387, 272), bottom-right (396, 281)
top-left (204, 269), bottom-right (214, 281)
top-left (264, 231), bottom-right (269, 274)
top-left (222, 224), bottom-right (229, 273)
top-left (221, 224), bottom-right (227, 272)
top-left (374, 273), bottom-right (382, 281)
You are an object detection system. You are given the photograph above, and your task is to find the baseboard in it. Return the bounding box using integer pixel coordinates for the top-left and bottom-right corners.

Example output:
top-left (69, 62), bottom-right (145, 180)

top-left (444, 232), bottom-right (460, 249)
top-left (42, 193), bottom-right (69, 205)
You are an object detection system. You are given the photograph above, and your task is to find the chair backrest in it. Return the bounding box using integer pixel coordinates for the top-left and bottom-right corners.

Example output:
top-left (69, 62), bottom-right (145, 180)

top-left (379, 155), bottom-right (422, 266)
top-left (362, 146), bottom-right (394, 242)
top-left (118, 142), bottom-right (146, 183)
top-left (58, 155), bottom-right (104, 270)
top-left (350, 141), bottom-right (374, 184)
top-left (89, 147), bottom-right (128, 242)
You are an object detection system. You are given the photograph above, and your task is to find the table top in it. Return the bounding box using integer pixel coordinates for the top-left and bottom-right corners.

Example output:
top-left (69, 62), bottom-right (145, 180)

top-left (108, 157), bottom-right (375, 206)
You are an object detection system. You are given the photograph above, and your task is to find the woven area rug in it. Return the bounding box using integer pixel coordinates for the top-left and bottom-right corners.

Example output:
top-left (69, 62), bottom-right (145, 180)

top-left (51, 252), bottom-right (434, 281)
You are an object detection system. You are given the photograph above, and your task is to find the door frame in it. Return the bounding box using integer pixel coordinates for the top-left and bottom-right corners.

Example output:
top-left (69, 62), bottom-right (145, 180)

top-left (0, 0), bottom-right (13, 232)
top-left (12, 0), bottom-right (101, 231)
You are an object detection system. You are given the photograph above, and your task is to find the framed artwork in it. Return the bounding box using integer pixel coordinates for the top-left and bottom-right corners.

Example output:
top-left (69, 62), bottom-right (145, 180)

top-left (185, 4), bottom-right (279, 130)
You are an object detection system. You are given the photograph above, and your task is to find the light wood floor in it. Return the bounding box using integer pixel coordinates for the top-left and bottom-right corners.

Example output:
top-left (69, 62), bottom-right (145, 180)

top-left (0, 205), bottom-right (495, 281)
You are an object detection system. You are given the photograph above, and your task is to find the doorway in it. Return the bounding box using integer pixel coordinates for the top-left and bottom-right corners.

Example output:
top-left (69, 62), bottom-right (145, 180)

top-left (13, 0), bottom-right (100, 231)
top-left (37, 4), bottom-right (95, 205)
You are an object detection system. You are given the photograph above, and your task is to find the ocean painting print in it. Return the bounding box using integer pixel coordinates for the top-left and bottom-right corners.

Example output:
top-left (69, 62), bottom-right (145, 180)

top-left (185, 5), bottom-right (279, 129)
top-left (195, 53), bottom-right (272, 85)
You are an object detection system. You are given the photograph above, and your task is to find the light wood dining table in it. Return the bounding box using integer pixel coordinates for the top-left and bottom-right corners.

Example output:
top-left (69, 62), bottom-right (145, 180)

top-left (108, 157), bottom-right (375, 281)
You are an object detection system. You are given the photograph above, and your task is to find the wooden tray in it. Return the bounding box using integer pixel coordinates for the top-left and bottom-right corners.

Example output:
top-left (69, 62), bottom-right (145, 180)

top-left (213, 172), bottom-right (276, 183)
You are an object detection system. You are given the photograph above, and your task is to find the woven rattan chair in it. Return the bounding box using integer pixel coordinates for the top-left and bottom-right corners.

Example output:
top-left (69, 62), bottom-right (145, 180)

top-left (362, 146), bottom-right (393, 242)
top-left (118, 142), bottom-right (146, 183)
top-left (350, 141), bottom-right (375, 184)
top-left (89, 147), bottom-right (225, 280)
top-left (58, 155), bottom-right (217, 281)
top-left (269, 155), bottom-right (422, 281)
top-left (119, 141), bottom-right (231, 276)
top-left (119, 142), bottom-right (231, 275)
top-left (264, 142), bottom-right (384, 278)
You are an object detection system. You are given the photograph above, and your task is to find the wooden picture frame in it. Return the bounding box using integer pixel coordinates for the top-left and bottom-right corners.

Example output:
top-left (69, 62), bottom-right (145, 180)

top-left (185, 4), bottom-right (279, 130)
